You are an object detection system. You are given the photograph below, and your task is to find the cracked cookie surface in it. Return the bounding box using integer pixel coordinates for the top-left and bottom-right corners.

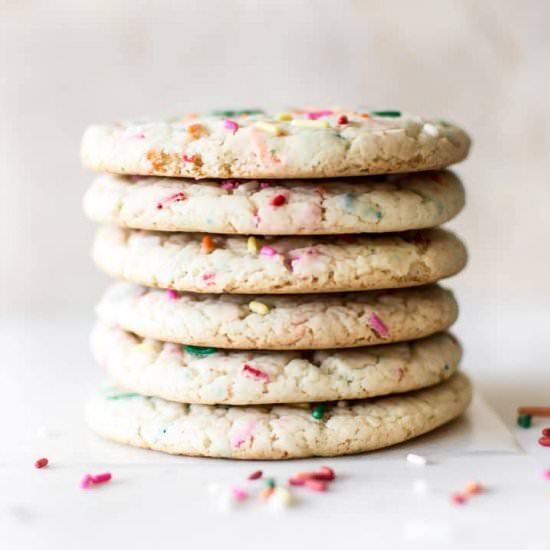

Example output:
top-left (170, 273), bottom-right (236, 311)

top-left (86, 372), bottom-right (471, 459)
top-left (83, 171), bottom-right (465, 235)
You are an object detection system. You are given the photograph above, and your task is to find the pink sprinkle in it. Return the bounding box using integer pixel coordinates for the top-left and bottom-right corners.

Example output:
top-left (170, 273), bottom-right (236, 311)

top-left (248, 470), bottom-right (263, 480)
top-left (231, 486), bottom-right (248, 501)
top-left (369, 313), bottom-right (389, 338)
top-left (337, 114), bottom-right (349, 125)
top-left (451, 492), bottom-right (467, 505)
top-left (259, 181), bottom-right (270, 188)
top-left (80, 474), bottom-right (93, 489)
top-left (221, 179), bottom-right (238, 190)
top-left (543, 469), bottom-right (550, 480)
top-left (230, 421), bottom-right (256, 450)
top-left (91, 472), bottom-right (112, 484)
top-left (202, 272), bottom-right (216, 284)
top-left (304, 479), bottom-right (327, 492)
top-left (166, 289), bottom-right (179, 300)
top-left (182, 154), bottom-right (198, 163)
top-left (156, 192), bottom-right (186, 210)
top-left (223, 119), bottom-right (239, 133)
top-left (306, 110), bottom-right (333, 120)
top-left (260, 246), bottom-right (277, 257)
top-left (270, 194), bottom-right (286, 207)
top-left (34, 457), bottom-right (49, 469)
top-left (242, 364), bottom-right (270, 381)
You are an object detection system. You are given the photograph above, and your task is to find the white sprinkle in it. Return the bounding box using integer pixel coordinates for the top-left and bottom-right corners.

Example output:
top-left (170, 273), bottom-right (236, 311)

top-left (406, 453), bottom-right (428, 466)
top-left (412, 479), bottom-right (429, 494)
top-left (422, 123), bottom-right (439, 137)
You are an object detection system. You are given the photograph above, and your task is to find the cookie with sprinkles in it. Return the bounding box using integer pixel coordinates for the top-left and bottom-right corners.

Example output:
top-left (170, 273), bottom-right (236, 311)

top-left (92, 226), bottom-right (467, 294)
top-left (85, 372), bottom-right (471, 459)
top-left (92, 322), bottom-right (461, 405)
top-left (96, 282), bottom-right (458, 350)
top-left (80, 109), bottom-right (470, 179)
top-left (83, 170), bottom-right (465, 235)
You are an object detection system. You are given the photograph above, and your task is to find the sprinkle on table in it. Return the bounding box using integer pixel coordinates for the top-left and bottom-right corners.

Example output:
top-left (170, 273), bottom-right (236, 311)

top-left (543, 427), bottom-right (550, 436)
top-left (312, 403), bottom-right (328, 420)
top-left (517, 406), bottom-right (550, 417)
top-left (371, 110), bottom-right (402, 117)
top-left (184, 345), bottom-right (217, 357)
top-left (249, 301), bottom-right (271, 315)
top-left (463, 481), bottom-right (483, 495)
top-left (542, 469), bottom-right (550, 480)
top-left (34, 457), bottom-right (48, 469)
top-left (270, 194), bottom-right (287, 207)
top-left (450, 492), bottom-right (467, 505)
top-left (517, 414), bottom-right (532, 428)
top-left (406, 453), bottom-right (428, 466)
top-left (81, 472), bottom-right (112, 490)
top-left (201, 235), bottom-right (215, 254)
top-left (248, 469), bottom-right (263, 480)
top-left (538, 436), bottom-right (550, 447)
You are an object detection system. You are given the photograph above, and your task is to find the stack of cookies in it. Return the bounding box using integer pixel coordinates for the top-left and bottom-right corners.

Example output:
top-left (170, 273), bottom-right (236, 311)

top-left (81, 108), bottom-right (472, 459)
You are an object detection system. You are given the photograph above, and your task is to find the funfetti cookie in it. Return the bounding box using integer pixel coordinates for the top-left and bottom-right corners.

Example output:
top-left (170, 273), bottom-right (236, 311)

top-left (92, 322), bottom-right (461, 405)
top-left (83, 171), bottom-right (465, 235)
top-left (92, 226), bottom-right (467, 294)
top-left (96, 282), bottom-right (458, 350)
top-left (80, 109), bottom-right (470, 179)
top-left (86, 372), bottom-right (471, 459)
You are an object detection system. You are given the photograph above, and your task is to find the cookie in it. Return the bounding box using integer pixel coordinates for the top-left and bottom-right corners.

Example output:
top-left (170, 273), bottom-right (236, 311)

top-left (92, 322), bottom-right (461, 405)
top-left (97, 283), bottom-right (458, 350)
top-left (83, 171), bottom-right (465, 235)
top-left (85, 372), bottom-right (471, 459)
top-left (80, 109), bottom-right (470, 179)
top-left (92, 226), bottom-right (467, 294)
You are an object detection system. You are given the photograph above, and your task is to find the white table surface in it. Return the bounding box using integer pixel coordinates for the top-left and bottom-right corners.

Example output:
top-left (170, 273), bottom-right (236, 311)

top-left (1, 304), bottom-right (549, 550)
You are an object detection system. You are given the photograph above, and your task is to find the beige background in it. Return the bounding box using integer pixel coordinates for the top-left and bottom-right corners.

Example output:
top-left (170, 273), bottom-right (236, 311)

top-left (1, 0), bottom-right (549, 315)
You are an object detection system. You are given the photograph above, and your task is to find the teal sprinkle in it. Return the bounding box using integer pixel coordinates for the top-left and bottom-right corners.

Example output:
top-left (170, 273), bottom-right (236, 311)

top-left (312, 403), bottom-right (328, 420)
top-left (106, 392), bottom-right (140, 401)
top-left (371, 110), bottom-right (401, 118)
top-left (211, 109), bottom-right (264, 117)
top-left (184, 345), bottom-right (217, 357)
top-left (265, 478), bottom-right (276, 489)
top-left (362, 207), bottom-right (383, 221)
top-left (343, 192), bottom-right (354, 212)
top-left (517, 414), bottom-right (532, 429)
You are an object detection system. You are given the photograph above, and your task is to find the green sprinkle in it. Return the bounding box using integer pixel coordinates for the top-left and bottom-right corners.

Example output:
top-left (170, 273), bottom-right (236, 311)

top-left (184, 345), bottom-right (217, 357)
top-left (211, 109), bottom-right (264, 117)
top-left (312, 403), bottom-right (328, 420)
top-left (265, 478), bottom-right (276, 489)
top-left (371, 110), bottom-right (401, 118)
top-left (517, 414), bottom-right (532, 428)
top-left (106, 392), bottom-right (140, 400)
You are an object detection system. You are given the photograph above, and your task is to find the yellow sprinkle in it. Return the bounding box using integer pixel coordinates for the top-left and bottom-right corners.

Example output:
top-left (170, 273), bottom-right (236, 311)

top-left (186, 123), bottom-right (203, 139)
top-left (249, 301), bottom-right (271, 315)
top-left (272, 487), bottom-right (293, 506)
top-left (247, 236), bottom-right (259, 254)
top-left (133, 343), bottom-right (157, 354)
top-left (255, 121), bottom-right (285, 136)
top-left (274, 112), bottom-right (293, 121)
top-left (291, 119), bottom-right (330, 129)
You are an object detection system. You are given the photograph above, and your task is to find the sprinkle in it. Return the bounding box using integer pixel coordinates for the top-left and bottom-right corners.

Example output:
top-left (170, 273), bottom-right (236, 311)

top-left (80, 474), bottom-right (93, 489)
top-left (230, 421), bottom-right (256, 449)
top-left (463, 481), bottom-right (483, 495)
top-left (106, 392), bottom-right (140, 400)
top-left (249, 301), bottom-right (271, 315)
top-left (304, 479), bottom-right (327, 492)
top-left (255, 121), bottom-right (285, 136)
top-left (221, 179), bottom-right (239, 190)
top-left (538, 437), bottom-right (550, 447)
top-left (291, 119), bottom-right (330, 129)
top-left (260, 245), bottom-right (277, 257)
top-left (259, 181), bottom-right (271, 188)
top-left (312, 403), bottom-right (327, 420)
top-left (247, 236), bottom-right (259, 254)
top-left (156, 192), bottom-right (186, 209)
top-left (315, 466), bottom-right (335, 481)
top-left (200, 235), bottom-right (215, 254)
top-left (412, 479), bottom-right (429, 495)
top-left (450, 492), bottom-right (467, 505)
top-left (212, 109), bottom-right (264, 117)
top-left (248, 470), bottom-right (263, 480)
top-left (270, 194), bottom-right (287, 207)
top-left (34, 457), bottom-right (48, 469)
top-left (265, 477), bottom-right (276, 489)
top-left (223, 119), bottom-right (239, 133)
top-left (305, 110), bottom-right (333, 120)
top-left (275, 112), bottom-right (293, 121)
top-left (270, 487), bottom-right (293, 508)
top-left (337, 114), bottom-right (349, 125)
top-left (230, 486), bottom-right (248, 502)
top-left (369, 313), bottom-right (389, 338)
top-left (80, 472), bottom-right (112, 490)
top-left (422, 123), bottom-right (439, 137)
top-left (343, 192), bottom-right (354, 211)
top-left (182, 153), bottom-right (200, 164)
top-left (242, 364), bottom-right (270, 381)
top-left (186, 123), bottom-right (203, 138)
top-left (259, 487), bottom-right (274, 502)
top-left (184, 345), bottom-right (217, 357)
top-left (517, 414), bottom-right (532, 428)
top-left (543, 427), bottom-right (550, 436)
top-left (371, 110), bottom-right (401, 117)
top-left (407, 453), bottom-right (428, 466)
top-left (133, 342), bottom-right (156, 354)
top-left (166, 289), bottom-right (179, 300)
top-left (518, 406), bottom-right (550, 417)
top-left (542, 469), bottom-right (550, 480)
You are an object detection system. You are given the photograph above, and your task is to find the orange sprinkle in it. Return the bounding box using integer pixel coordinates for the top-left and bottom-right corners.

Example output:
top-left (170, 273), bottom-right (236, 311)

top-left (201, 236), bottom-right (215, 254)
top-left (464, 481), bottom-right (483, 495)
top-left (259, 487), bottom-right (274, 502)
top-left (187, 123), bottom-right (203, 139)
